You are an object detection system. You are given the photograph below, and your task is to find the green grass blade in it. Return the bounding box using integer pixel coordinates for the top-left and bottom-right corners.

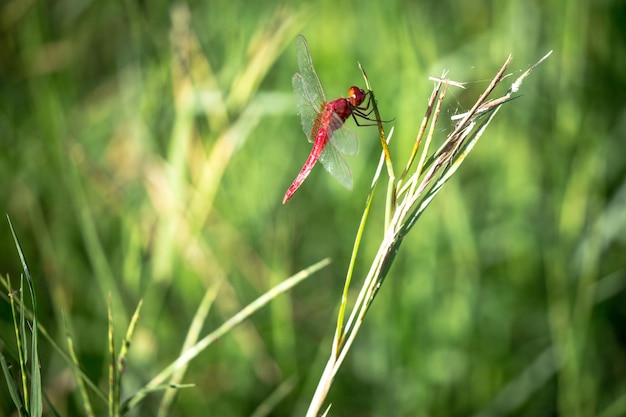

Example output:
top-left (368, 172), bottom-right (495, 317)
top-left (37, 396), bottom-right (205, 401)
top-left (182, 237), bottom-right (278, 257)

top-left (1, 277), bottom-right (107, 406)
top-left (123, 259), bottom-right (327, 412)
top-left (250, 375), bottom-right (298, 417)
top-left (334, 129), bottom-right (391, 352)
top-left (118, 299), bottom-right (143, 376)
top-left (8, 216), bottom-right (43, 416)
top-left (29, 314), bottom-right (42, 417)
top-left (6, 274), bottom-right (28, 409)
top-left (157, 287), bottom-right (218, 417)
top-left (0, 352), bottom-right (25, 415)
top-left (67, 329), bottom-right (96, 417)
top-left (120, 383), bottom-right (195, 414)
top-left (107, 294), bottom-right (119, 417)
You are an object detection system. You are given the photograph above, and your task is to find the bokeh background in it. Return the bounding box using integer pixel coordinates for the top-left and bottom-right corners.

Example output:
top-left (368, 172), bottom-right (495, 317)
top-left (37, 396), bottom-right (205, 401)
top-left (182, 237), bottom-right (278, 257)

top-left (1, 0), bottom-right (625, 415)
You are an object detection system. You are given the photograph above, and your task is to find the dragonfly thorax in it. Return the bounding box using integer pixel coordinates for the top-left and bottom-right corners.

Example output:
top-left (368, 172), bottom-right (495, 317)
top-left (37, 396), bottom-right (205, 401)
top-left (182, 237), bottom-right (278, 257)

top-left (325, 98), bottom-right (353, 122)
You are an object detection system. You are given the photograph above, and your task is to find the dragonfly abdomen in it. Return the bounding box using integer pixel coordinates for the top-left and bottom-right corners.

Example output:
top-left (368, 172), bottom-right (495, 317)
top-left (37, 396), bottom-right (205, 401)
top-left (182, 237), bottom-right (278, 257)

top-left (282, 131), bottom-right (329, 204)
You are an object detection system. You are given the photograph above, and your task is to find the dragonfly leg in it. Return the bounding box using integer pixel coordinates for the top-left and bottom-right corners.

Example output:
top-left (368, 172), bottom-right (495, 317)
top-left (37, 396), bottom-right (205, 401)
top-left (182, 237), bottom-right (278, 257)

top-left (352, 91), bottom-right (395, 125)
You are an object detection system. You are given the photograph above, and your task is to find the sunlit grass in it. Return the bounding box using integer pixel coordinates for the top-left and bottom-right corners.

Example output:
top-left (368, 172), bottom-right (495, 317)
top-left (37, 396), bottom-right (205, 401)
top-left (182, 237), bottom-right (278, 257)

top-left (305, 51), bottom-right (552, 416)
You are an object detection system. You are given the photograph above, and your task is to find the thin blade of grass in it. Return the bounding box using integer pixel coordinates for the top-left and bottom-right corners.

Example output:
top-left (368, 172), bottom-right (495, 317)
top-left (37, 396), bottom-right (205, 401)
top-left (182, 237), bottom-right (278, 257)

top-left (334, 127), bottom-right (392, 354)
top-left (29, 313), bottom-right (41, 417)
top-left (66, 328), bottom-right (96, 417)
top-left (120, 384), bottom-right (195, 413)
top-left (123, 259), bottom-right (329, 412)
top-left (399, 76), bottom-right (447, 183)
top-left (404, 77), bottom-right (449, 199)
top-left (107, 294), bottom-right (118, 417)
top-left (13, 276), bottom-right (28, 404)
top-left (8, 216), bottom-right (42, 416)
top-left (399, 110), bottom-right (495, 238)
top-left (359, 63), bottom-right (394, 182)
top-left (6, 275), bottom-right (28, 408)
top-left (226, 8), bottom-right (307, 111)
top-left (250, 375), bottom-right (298, 417)
top-left (0, 352), bottom-right (25, 415)
top-left (309, 128), bottom-right (395, 417)
top-left (0, 278), bottom-right (107, 405)
top-left (118, 300), bottom-right (143, 377)
top-left (157, 285), bottom-right (220, 417)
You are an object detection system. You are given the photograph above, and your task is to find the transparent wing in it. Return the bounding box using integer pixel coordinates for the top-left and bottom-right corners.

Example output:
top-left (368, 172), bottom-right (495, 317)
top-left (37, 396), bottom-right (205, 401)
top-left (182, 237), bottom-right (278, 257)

top-left (327, 112), bottom-right (359, 156)
top-left (318, 142), bottom-right (353, 190)
top-left (295, 35), bottom-right (326, 107)
top-left (292, 36), bottom-right (327, 143)
top-left (292, 73), bottom-right (321, 143)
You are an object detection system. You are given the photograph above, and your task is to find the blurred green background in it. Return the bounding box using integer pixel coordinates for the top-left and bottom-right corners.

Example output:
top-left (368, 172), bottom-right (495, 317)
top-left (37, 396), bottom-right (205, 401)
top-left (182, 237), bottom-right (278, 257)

top-left (1, 0), bottom-right (625, 415)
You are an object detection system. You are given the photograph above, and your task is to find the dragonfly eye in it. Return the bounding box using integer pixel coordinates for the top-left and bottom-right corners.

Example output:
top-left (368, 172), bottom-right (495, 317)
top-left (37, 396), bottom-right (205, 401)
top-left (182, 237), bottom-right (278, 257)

top-left (347, 86), bottom-right (366, 106)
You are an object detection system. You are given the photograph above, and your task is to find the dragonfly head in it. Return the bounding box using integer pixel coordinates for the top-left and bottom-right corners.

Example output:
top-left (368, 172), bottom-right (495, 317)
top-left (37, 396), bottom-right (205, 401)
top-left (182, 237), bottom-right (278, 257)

top-left (347, 86), bottom-right (367, 107)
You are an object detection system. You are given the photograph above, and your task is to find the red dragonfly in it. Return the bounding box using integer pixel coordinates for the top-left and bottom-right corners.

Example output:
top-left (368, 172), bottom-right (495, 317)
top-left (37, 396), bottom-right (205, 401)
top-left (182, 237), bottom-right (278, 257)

top-left (283, 35), bottom-right (371, 204)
